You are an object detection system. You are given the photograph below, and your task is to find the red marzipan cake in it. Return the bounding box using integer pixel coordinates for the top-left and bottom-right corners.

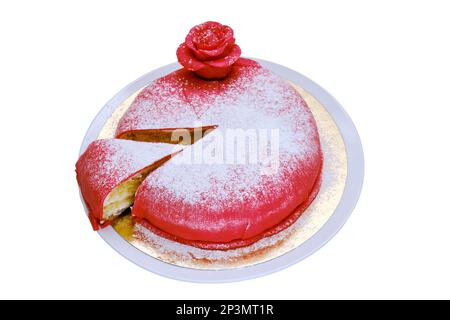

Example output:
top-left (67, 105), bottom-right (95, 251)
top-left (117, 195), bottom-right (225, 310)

top-left (76, 139), bottom-right (181, 229)
top-left (128, 64), bottom-right (322, 250)
top-left (76, 21), bottom-right (323, 250)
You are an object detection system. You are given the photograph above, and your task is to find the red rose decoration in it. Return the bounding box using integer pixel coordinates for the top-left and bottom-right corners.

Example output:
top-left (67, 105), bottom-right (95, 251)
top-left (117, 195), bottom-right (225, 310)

top-left (177, 21), bottom-right (242, 80)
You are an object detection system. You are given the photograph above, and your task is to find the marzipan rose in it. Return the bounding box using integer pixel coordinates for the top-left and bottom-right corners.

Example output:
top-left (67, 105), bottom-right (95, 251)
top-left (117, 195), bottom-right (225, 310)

top-left (177, 21), bottom-right (241, 79)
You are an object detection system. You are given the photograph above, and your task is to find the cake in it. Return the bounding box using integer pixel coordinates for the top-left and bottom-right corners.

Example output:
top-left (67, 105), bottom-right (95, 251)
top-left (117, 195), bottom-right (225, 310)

top-left (76, 21), bottom-right (323, 250)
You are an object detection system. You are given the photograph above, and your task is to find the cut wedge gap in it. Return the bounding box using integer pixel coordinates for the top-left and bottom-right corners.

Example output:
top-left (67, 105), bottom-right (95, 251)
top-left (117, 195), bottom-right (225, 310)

top-left (116, 126), bottom-right (218, 145)
top-left (100, 126), bottom-right (218, 225)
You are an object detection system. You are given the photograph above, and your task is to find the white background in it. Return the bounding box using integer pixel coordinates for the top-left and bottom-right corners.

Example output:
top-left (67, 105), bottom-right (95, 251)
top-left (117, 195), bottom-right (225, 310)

top-left (1, 0), bottom-right (449, 299)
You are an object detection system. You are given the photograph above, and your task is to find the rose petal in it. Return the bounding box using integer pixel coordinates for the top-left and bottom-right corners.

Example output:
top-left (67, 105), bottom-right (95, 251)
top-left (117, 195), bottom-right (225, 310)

top-left (220, 26), bottom-right (234, 45)
top-left (204, 45), bottom-right (241, 68)
top-left (185, 23), bottom-right (203, 52)
top-left (194, 32), bottom-right (223, 50)
top-left (185, 34), bottom-right (197, 52)
top-left (191, 50), bottom-right (207, 61)
top-left (196, 38), bottom-right (235, 60)
top-left (193, 22), bottom-right (225, 50)
top-left (176, 43), bottom-right (206, 71)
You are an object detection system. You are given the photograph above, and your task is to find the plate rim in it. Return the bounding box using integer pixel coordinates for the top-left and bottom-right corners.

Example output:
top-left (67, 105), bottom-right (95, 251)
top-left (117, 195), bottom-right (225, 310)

top-left (79, 59), bottom-right (364, 283)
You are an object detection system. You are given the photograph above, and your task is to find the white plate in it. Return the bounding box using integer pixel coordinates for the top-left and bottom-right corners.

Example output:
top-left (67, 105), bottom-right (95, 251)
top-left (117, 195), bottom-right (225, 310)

top-left (79, 59), bottom-right (364, 283)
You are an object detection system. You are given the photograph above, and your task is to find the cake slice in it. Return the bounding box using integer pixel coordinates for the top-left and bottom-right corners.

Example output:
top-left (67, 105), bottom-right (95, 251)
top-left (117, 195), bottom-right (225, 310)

top-left (76, 139), bottom-right (182, 230)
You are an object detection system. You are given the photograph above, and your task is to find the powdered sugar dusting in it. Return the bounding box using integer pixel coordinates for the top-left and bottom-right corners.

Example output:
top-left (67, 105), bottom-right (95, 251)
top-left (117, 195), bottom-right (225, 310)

top-left (201, 67), bottom-right (317, 157)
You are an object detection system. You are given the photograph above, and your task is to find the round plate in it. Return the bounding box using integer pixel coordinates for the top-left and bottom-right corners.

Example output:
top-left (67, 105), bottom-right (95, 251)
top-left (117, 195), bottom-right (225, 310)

top-left (79, 59), bottom-right (364, 282)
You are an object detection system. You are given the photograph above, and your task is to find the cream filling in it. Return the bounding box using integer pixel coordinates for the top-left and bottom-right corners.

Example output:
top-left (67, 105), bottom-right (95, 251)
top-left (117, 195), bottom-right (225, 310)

top-left (102, 166), bottom-right (154, 220)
